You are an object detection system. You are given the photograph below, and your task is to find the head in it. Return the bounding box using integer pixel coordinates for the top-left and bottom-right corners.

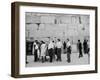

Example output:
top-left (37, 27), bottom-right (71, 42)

top-left (67, 38), bottom-right (69, 42)
top-left (78, 40), bottom-right (80, 42)
top-left (57, 39), bottom-right (60, 42)
top-left (34, 40), bottom-right (37, 43)
top-left (40, 41), bottom-right (43, 44)
top-left (52, 41), bottom-right (54, 43)
top-left (42, 41), bottom-right (45, 44)
top-left (84, 39), bottom-right (86, 42)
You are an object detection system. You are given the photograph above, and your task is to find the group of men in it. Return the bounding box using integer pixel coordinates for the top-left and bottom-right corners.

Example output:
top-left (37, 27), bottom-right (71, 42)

top-left (26, 38), bottom-right (90, 64)
top-left (77, 39), bottom-right (90, 58)
top-left (27, 38), bottom-right (71, 63)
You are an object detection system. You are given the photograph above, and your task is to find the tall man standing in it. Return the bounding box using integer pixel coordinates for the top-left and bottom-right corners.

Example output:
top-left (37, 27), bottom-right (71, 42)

top-left (77, 40), bottom-right (83, 58)
top-left (66, 39), bottom-right (71, 63)
top-left (83, 39), bottom-right (88, 54)
top-left (33, 40), bottom-right (39, 62)
top-left (48, 40), bottom-right (54, 63)
top-left (56, 39), bottom-right (63, 61)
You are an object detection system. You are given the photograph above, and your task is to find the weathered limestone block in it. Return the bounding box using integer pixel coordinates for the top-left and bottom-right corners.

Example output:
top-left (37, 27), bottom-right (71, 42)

top-left (26, 24), bottom-right (38, 30)
top-left (80, 15), bottom-right (90, 24)
top-left (58, 16), bottom-right (72, 24)
top-left (41, 16), bottom-right (55, 24)
top-left (71, 16), bottom-right (79, 24)
top-left (26, 14), bottom-right (40, 24)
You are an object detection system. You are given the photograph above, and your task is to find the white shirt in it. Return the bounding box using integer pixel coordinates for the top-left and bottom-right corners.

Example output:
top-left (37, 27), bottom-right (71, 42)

top-left (56, 41), bottom-right (62, 48)
top-left (48, 41), bottom-right (54, 49)
top-left (33, 42), bottom-right (39, 49)
top-left (67, 41), bottom-right (71, 47)
top-left (32, 42), bottom-right (39, 54)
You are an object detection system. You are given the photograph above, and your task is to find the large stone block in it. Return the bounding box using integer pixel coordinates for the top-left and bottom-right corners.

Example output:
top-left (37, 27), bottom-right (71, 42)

top-left (40, 16), bottom-right (55, 24)
top-left (26, 13), bottom-right (40, 24)
top-left (58, 16), bottom-right (72, 24)
top-left (80, 15), bottom-right (90, 24)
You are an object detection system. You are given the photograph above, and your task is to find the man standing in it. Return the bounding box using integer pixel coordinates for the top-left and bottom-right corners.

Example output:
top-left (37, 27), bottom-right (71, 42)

top-left (63, 41), bottom-right (66, 54)
top-left (33, 40), bottom-right (39, 62)
top-left (56, 39), bottom-right (62, 61)
top-left (66, 39), bottom-right (71, 63)
top-left (77, 40), bottom-right (83, 58)
top-left (87, 40), bottom-right (90, 54)
top-left (48, 40), bottom-right (54, 62)
top-left (52, 41), bottom-right (56, 61)
top-left (41, 41), bottom-right (46, 63)
top-left (83, 39), bottom-right (88, 54)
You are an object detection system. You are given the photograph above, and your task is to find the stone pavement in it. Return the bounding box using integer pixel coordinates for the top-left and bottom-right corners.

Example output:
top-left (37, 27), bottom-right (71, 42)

top-left (26, 52), bottom-right (89, 67)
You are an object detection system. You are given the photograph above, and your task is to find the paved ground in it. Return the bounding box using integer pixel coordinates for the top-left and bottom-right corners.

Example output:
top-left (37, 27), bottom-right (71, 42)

top-left (26, 53), bottom-right (90, 67)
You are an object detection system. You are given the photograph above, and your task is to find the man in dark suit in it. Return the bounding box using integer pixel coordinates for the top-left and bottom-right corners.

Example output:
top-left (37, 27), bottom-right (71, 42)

top-left (83, 39), bottom-right (88, 54)
top-left (66, 39), bottom-right (71, 63)
top-left (77, 40), bottom-right (83, 58)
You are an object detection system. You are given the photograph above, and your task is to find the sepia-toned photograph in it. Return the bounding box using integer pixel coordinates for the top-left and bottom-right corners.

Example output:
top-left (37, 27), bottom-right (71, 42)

top-left (25, 12), bottom-right (90, 67)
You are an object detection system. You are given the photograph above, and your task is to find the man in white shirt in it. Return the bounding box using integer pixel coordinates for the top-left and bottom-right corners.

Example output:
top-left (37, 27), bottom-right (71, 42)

top-left (56, 39), bottom-right (62, 61)
top-left (33, 40), bottom-right (39, 62)
top-left (48, 41), bottom-right (54, 50)
top-left (48, 41), bottom-right (54, 62)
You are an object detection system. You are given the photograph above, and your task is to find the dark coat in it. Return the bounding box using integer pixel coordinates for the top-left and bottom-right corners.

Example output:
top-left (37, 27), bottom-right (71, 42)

top-left (67, 46), bottom-right (71, 53)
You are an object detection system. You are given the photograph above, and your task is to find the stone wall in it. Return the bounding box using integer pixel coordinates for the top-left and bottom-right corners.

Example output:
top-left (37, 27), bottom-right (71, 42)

top-left (25, 12), bottom-right (90, 44)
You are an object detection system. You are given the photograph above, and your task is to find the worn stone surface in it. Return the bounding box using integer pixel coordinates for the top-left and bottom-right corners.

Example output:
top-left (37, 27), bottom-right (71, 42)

top-left (25, 12), bottom-right (90, 44)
